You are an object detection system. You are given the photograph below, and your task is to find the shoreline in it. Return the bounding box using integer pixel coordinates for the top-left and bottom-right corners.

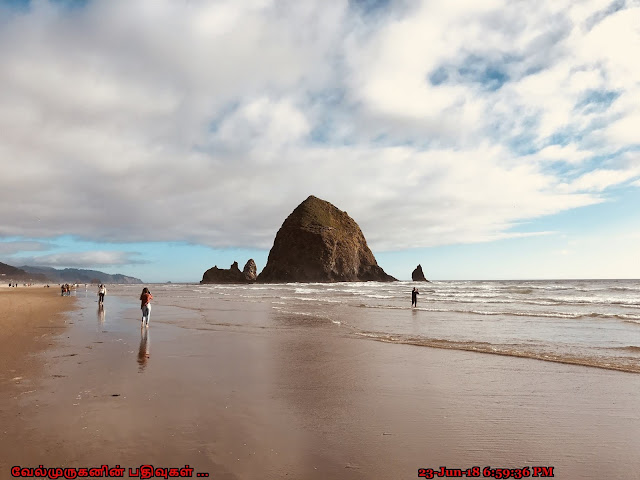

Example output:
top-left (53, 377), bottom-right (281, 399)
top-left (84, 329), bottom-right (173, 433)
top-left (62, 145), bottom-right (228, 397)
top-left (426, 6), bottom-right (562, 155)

top-left (1, 290), bottom-right (639, 479)
top-left (357, 333), bottom-right (640, 374)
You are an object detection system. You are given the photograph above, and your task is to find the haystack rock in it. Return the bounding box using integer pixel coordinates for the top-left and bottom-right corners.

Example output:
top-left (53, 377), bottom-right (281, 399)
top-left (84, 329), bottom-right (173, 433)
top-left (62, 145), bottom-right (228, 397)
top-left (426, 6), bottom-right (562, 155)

top-left (257, 195), bottom-right (396, 283)
top-left (201, 260), bottom-right (257, 284)
top-left (411, 264), bottom-right (429, 282)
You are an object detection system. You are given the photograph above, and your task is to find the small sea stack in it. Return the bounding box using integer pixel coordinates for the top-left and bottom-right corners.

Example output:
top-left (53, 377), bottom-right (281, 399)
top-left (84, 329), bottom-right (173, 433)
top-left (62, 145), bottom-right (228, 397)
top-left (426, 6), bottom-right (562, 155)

top-left (201, 260), bottom-right (257, 284)
top-left (243, 259), bottom-right (257, 281)
top-left (257, 195), bottom-right (396, 283)
top-left (411, 264), bottom-right (430, 282)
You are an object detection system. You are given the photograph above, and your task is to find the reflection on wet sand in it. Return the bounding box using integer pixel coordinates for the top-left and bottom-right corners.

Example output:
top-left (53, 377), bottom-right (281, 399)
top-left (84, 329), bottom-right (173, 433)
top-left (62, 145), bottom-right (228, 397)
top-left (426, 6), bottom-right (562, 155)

top-left (137, 328), bottom-right (150, 372)
top-left (97, 305), bottom-right (105, 327)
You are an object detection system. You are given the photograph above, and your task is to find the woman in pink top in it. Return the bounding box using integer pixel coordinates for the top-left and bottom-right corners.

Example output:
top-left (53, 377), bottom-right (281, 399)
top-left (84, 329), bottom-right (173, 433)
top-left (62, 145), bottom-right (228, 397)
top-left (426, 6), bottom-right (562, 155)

top-left (140, 287), bottom-right (153, 327)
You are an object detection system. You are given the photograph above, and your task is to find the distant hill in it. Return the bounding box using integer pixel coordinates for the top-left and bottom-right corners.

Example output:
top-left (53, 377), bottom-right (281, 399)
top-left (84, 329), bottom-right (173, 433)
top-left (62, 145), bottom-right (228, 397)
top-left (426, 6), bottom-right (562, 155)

top-left (19, 266), bottom-right (143, 284)
top-left (0, 262), bottom-right (49, 282)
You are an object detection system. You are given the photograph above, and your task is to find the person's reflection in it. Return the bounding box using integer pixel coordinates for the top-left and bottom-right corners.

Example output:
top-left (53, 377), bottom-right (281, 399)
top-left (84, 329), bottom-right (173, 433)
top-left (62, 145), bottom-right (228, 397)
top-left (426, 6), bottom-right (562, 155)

top-left (137, 328), bottom-right (150, 372)
top-left (97, 304), bottom-right (106, 329)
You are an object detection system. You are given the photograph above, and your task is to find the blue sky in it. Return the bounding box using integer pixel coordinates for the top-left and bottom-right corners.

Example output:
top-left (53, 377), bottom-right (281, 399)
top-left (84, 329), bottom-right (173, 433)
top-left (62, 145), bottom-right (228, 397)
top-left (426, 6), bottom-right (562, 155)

top-left (1, 0), bottom-right (639, 282)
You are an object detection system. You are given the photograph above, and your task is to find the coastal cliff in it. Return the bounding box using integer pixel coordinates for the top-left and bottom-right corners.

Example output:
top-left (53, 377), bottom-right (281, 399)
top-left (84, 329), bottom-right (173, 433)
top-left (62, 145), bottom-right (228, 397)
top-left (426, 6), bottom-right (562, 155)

top-left (201, 260), bottom-right (257, 284)
top-left (257, 195), bottom-right (396, 283)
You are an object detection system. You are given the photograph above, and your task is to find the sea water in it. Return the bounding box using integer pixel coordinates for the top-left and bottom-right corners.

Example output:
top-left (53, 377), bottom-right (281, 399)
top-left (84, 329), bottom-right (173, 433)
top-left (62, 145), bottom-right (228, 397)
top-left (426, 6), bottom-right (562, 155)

top-left (107, 279), bottom-right (640, 374)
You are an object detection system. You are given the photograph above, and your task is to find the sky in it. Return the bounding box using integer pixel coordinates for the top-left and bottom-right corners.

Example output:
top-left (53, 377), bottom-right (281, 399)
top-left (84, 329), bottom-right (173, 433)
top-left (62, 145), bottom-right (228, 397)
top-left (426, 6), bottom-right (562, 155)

top-left (1, 0), bottom-right (639, 282)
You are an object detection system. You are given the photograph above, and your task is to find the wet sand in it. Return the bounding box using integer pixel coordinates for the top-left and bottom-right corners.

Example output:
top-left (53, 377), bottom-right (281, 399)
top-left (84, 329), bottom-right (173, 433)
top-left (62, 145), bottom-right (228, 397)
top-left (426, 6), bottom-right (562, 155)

top-left (0, 286), bottom-right (75, 387)
top-left (1, 291), bottom-right (639, 479)
top-left (0, 286), bottom-right (77, 474)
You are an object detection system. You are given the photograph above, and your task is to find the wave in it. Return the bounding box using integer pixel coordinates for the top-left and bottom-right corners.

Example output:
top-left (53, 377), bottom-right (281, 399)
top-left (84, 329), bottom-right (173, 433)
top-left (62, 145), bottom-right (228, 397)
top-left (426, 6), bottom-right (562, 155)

top-left (356, 303), bottom-right (640, 321)
top-left (607, 286), bottom-right (640, 292)
top-left (417, 295), bottom-right (640, 309)
top-left (613, 346), bottom-right (640, 352)
top-left (505, 288), bottom-right (534, 294)
top-left (279, 296), bottom-right (342, 303)
top-left (294, 288), bottom-right (323, 294)
top-left (353, 332), bottom-right (640, 374)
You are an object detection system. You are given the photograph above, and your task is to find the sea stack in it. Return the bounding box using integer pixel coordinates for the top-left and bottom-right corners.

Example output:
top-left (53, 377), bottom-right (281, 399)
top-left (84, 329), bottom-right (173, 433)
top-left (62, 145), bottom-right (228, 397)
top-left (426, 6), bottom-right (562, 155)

top-left (201, 260), bottom-right (257, 284)
top-left (243, 259), bottom-right (257, 281)
top-left (257, 195), bottom-right (396, 283)
top-left (411, 264), bottom-right (429, 282)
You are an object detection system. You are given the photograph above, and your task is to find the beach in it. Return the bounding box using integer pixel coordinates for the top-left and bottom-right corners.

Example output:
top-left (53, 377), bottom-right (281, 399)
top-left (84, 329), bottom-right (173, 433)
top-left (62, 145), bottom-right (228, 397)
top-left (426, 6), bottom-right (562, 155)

top-left (1, 284), bottom-right (639, 479)
top-left (0, 286), bottom-right (75, 387)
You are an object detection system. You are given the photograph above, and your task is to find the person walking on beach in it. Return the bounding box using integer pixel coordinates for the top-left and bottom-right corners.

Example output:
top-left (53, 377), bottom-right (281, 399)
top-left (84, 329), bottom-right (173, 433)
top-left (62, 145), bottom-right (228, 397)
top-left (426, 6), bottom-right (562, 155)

top-left (411, 287), bottom-right (419, 307)
top-left (98, 284), bottom-right (106, 305)
top-left (140, 287), bottom-right (153, 327)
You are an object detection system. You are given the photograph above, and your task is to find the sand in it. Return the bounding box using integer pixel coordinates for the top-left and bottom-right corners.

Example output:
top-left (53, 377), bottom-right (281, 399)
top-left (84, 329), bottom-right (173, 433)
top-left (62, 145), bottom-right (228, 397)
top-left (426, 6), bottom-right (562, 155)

top-left (1, 291), bottom-right (639, 479)
top-left (0, 286), bottom-right (77, 474)
top-left (0, 286), bottom-right (75, 386)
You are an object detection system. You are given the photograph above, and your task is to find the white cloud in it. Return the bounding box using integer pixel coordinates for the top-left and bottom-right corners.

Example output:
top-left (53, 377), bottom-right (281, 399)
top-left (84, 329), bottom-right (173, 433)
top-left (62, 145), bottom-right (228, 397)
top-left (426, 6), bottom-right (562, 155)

top-left (606, 110), bottom-right (640, 144)
top-left (564, 167), bottom-right (640, 192)
top-left (213, 97), bottom-right (311, 151)
top-left (533, 144), bottom-right (593, 164)
top-left (0, 0), bottom-right (638, 256)
top-left (0, 241), bottom-right (54, 255)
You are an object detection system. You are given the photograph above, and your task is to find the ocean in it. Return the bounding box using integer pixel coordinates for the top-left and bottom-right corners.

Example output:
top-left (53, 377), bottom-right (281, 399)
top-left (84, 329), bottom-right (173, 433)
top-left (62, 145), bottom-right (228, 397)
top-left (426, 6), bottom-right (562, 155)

top-left (106, 279), bottom-right (640, 374)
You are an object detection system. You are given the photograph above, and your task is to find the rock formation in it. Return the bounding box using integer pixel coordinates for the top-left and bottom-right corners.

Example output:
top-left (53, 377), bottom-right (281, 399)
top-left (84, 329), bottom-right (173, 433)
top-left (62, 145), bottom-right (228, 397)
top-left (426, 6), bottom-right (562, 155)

top-left (411, 264), bottom-right (429, 282)
top-left (243, 259), bottom-right (257, 281)
top-left (201, 260), bottom-right (257, 284)
top-left (257, 195), bottom-right (396, 283)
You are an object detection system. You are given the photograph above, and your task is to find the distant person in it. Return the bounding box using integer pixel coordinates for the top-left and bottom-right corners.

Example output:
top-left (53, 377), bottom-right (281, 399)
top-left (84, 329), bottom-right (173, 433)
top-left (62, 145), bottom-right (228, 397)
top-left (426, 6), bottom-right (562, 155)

top-left (140, 287), bottom-right (153, 327)
top-left (61, 285), bottom-right (65, 296)
top-left (98, 284), bottom-right (106, 305)
top-left (411, 287), bottom-right (419, 307)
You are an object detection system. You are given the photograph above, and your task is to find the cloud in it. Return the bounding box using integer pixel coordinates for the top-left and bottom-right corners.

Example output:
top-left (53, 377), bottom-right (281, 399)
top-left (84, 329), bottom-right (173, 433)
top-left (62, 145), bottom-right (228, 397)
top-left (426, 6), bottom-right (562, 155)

top-left (532, 144), bottom-right (593, 164)
top-left (0, 240), bottom-right (54, 255)
top-left (563, 168), bottom-right (640, 192)
top-left (12, 251), bottom-right (146, 268)
top-left (583, 0), bottom-right (627, 31)
top-left (0, 0), bottom-right (638, 253)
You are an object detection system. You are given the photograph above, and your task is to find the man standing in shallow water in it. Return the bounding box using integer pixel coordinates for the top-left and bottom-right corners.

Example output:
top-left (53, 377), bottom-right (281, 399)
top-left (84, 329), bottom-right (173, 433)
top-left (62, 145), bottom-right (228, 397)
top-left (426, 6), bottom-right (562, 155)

top-left (412, 287), bottom-right (419, 307)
